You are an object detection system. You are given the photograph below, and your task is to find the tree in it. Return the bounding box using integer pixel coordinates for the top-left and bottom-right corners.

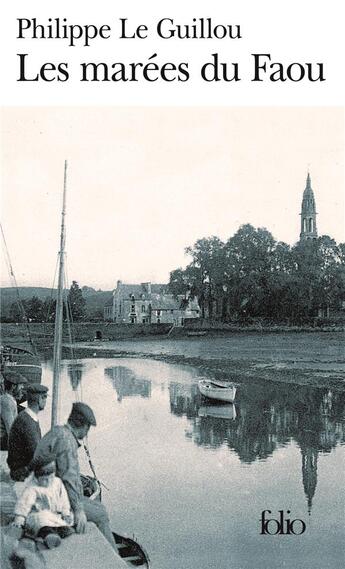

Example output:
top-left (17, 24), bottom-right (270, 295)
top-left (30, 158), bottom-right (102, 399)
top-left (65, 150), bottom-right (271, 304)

top-left (224, 225), bottom-right (278, 318)
top-left (185, 236), bottom-right (226, 318)
top-left (67, 281), bottom-right (86, 321)
top-left (168, 268), bottom-right (191, 297)
top-left (42, 297), bottom-right (57, 322)
top-left (9, 300), bottom-right (26, 322)
top-left (8, 297), bottom-right (44, 322)
top-left (168, 266), bottom-right (200, 298)
top-left (26, 296), bottom-right (44, 322)
top-left (168, 224), bottom-right (345, 324)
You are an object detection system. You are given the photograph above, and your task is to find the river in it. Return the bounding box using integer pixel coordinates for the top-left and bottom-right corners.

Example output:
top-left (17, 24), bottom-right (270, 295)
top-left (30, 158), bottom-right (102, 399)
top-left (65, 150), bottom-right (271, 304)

top-left (39, 355), bottom-right (345, 569)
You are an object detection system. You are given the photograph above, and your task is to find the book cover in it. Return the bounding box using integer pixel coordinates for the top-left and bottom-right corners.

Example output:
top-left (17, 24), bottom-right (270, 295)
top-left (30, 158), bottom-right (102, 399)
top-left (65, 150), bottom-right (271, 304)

top-left (1, 2), bottom-right (344, 568)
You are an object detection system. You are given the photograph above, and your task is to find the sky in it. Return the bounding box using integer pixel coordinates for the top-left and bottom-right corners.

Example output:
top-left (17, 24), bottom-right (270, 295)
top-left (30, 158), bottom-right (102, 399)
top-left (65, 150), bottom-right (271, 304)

top-left (1, 106), bottom-right (344, 290)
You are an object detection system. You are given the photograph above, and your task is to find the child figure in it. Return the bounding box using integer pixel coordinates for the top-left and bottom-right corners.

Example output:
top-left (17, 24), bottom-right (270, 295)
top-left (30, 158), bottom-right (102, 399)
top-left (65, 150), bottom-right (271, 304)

top-left (12, 452), bottom-right (74, 549)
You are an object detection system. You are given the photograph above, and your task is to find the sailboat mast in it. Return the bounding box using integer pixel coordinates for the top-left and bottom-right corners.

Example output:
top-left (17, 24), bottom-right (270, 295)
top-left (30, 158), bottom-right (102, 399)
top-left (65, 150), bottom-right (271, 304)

top-left (51, 160), bottom-right (67, 428)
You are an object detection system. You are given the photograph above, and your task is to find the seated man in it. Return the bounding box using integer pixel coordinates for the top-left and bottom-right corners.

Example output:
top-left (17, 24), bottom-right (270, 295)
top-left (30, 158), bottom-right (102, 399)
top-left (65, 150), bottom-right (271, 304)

top-left (0, 371), bottom-right (27, 450)
top-left (33, 402), bottom-right (116, 551)
top-left (8, 384), bottom-right (49, 481)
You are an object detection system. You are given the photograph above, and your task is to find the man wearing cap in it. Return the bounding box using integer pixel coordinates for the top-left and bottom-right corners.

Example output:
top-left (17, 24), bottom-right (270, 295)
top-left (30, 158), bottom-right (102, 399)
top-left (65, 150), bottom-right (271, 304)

top-left (7, 384), bottom-right (49, 481)
top-left (33, 402), bottom-right (116, 551)
top-left (0, 371), bottom-right (28, 450)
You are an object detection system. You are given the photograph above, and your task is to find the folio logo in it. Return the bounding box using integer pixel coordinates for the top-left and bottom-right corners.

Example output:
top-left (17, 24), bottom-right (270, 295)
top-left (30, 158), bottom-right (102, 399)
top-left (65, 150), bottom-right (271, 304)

top-left (260, 510), bottom-right (306, 535)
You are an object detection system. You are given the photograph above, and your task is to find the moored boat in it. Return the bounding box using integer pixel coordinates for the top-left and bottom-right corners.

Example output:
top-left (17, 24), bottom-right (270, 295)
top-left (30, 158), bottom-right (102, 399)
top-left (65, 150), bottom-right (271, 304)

top-left (187, 331), bottom-right (207, 337)
top-left (81, 476), bottom-right (149, 567)
top-left (198, 379), bottom-right (237, 403)
top-left (0, 225), bottom-right (42, 390)
top-left (113, 532), bottom-right (150, 568)
top-left (1, 345), bottom-right (42, 386)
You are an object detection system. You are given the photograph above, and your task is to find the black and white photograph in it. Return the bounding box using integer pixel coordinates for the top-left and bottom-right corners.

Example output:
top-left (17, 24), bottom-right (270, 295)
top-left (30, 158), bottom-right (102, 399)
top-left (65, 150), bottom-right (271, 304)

top-left (1, 106), bottom-right (344, 569)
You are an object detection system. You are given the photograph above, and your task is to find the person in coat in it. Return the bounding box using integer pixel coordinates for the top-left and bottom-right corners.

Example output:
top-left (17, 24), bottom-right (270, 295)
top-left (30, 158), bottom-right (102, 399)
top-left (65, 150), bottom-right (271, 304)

top-left (8, 383), bottom-right (49, 481)
top-left (33, 402), bottom-right (117, 551)
top-left (0, 371), bottom-right (27, 450)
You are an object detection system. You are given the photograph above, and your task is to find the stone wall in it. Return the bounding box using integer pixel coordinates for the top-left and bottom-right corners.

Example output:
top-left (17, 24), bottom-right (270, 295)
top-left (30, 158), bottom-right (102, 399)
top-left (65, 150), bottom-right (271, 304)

top-left (1, 322), bottom-right (172, 347)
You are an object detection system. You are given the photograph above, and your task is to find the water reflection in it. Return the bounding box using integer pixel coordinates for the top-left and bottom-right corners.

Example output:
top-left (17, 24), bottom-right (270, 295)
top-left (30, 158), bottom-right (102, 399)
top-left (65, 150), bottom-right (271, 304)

top-left (198, 404), bottom-right (237, 420)
top-left (44, 358), bottom-right (344, 568)
top-left (104, 366), bottom-right (151, 401)
top-left (169, 380), bottom-right (345, 513)
top-left (66, 360), bottom-right (345, 519)
top-left (67, 361), bottom-right (84, 391)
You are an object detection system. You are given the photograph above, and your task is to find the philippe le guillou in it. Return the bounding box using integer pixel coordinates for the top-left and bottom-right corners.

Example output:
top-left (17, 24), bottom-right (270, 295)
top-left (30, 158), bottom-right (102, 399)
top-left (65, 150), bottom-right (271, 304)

top-left (16, 17), bottom-right (325, 83)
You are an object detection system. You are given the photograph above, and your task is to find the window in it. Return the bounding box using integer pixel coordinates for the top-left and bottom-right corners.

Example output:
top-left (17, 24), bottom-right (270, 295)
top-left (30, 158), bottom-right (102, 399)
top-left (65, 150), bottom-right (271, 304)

top-left (141, 305), bottom-right (146, 313)
top-left (157, 310), bottom-right (161, 316)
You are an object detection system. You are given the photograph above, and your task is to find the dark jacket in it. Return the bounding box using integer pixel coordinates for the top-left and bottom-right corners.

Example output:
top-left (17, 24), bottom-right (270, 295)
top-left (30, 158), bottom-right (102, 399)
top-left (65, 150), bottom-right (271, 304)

top-left (7, 410), bottom-right (41, 480)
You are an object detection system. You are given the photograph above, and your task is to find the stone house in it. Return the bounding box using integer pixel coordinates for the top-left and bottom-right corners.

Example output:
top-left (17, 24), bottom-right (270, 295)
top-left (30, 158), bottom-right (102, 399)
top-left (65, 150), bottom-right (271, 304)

top-left (104, 280), bottom-right (200, 325)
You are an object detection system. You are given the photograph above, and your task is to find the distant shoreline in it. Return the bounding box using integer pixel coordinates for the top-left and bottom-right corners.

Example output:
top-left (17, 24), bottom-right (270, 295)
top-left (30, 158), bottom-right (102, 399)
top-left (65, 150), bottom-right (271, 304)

top-left (2, 323), bottom-right (344, 390)
top-left (2, 319), bottom-right (344, 348)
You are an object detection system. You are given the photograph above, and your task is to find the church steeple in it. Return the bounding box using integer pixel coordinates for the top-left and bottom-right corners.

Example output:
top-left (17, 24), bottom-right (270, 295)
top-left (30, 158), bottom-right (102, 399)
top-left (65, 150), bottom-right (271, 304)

top-left (300, 173), bottom-right (318, 240)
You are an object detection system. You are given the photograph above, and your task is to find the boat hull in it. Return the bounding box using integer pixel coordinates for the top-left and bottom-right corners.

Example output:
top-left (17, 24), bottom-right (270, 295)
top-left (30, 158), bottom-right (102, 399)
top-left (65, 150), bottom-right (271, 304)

top-left (1, 345), bottom-right (42, 385)
top-left (187, 331), bottom-right (207, 337)
top-left (113, 532), bottom-right (150, 568)
top-left (81, 475), bottom-right (150, 567)
top-left (198, 380), bottom-right (237, 403)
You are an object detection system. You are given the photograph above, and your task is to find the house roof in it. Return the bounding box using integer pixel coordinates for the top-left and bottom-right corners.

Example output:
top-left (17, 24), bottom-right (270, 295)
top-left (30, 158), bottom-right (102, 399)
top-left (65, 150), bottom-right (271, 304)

top-left (112, 283), bottom-right (200, 312)
top-left (115, 283), bottom-right (165, 299)
top-left (150, 294), bottom-right (180, 310)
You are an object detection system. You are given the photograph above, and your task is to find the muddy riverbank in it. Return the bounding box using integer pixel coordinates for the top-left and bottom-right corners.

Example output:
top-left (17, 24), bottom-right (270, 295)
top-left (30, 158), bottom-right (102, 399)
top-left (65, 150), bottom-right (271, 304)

top-left (2, 324), bottom-right (344, 390)
top-left (63, 331), bottom-right (345, 391)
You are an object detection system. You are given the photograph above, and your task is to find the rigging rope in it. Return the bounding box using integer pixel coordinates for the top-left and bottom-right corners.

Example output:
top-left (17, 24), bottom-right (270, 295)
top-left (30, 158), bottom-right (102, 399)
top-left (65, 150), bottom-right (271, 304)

top-left (0, 222), bottom-right (36, 352)
top-left (62, 264), bottom-right (103, 488)
top-left (43, 255), bottom-right (59, 330)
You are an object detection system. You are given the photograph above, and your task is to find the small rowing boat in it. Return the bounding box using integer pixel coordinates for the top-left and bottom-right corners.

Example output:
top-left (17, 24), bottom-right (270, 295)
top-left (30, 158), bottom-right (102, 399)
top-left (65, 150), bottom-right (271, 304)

top-left (82, 476), bottom-right (149, 567)
top-left (187, 331), bottom-right (207, 337)
top-left (198, 379), bottom-right (237, 403)
top-left (113, 532), bottom-right (150, 568)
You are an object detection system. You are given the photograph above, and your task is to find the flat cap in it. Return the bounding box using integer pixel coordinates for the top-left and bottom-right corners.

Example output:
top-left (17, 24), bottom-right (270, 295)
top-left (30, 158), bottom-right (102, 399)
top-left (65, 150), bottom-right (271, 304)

top-left (27, 383), bottom-right (49, 395)
top-left (3, 370), bottom-right (28, 385)
top-left (70, 401), bottom-right (96, 426)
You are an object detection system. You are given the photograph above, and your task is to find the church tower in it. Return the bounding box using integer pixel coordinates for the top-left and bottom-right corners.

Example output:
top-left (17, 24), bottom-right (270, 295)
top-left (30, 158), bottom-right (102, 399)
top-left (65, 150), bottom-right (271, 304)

top-left (300, 173), bottom-right (318, 240)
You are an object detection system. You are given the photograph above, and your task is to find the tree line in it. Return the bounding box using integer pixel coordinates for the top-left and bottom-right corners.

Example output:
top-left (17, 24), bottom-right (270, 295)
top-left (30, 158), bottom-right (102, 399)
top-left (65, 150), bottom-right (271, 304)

top-left (168, 224), bottom-right (345, 323)
top-left (3, 281), bottom-right (88, 323)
